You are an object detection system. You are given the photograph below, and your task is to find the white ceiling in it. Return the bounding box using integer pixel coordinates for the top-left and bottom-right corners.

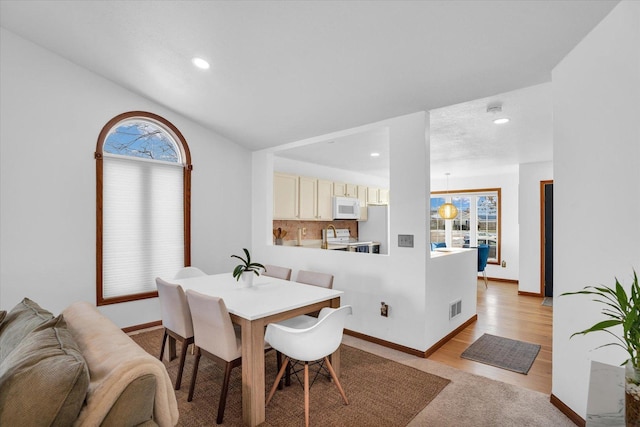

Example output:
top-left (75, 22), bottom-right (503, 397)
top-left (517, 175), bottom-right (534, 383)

top-left (0, 0), bottom-right (617, 176)
top-left (430, 82), bottom-right (553, 178)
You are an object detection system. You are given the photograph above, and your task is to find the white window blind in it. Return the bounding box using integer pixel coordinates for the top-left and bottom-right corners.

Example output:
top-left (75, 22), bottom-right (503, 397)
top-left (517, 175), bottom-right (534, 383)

top-left (102, 155), bottom-right (184, 299)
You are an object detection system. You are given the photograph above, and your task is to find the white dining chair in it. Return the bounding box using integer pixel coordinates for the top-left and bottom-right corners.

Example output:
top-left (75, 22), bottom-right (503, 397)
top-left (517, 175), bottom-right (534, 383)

top-left (265, 305), bottom-right (352, 427)
top-left (296, 270), bottom-right (333, 289)
top-left (155, 277), bottom-right (194, 390)
top-left (174, 266), bottom-right (207, 279)
top-left (274, 270), bottom-right (335, 386)
top-left (185, 289), bottom-right (271, 424)
top-left (263, 264), bottom-right (292, 281)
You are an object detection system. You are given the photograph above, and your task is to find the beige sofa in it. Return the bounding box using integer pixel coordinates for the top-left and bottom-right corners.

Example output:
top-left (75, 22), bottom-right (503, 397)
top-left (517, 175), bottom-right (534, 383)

top-left (0, 298), bottom-right (179, 426)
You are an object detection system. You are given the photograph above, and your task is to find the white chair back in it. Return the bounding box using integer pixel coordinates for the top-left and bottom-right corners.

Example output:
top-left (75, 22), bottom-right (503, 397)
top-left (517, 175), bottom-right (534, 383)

top-left (263, 264), bottom-right (292, 281)
top-left (174, 266), bottom-right (206, 279)
top-left (296, 270), bottom-right (334, 289)
top-left (156, 278), bottom-right (193, 338)
top-left (265, 305), bottom-right (352, 362)
top-left (185, 289), bottom-right (241, 362)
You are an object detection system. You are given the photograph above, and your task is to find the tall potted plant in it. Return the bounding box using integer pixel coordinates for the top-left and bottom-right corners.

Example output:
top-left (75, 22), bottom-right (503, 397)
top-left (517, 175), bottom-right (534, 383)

top-left (231, 248), bottom-right (265, 288)
top-left (562, 270), bottom-right (640, 426)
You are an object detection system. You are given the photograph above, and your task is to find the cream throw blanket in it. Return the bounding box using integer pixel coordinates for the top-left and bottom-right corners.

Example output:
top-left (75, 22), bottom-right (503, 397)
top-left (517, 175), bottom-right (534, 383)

top-left (63, 302), bottom-right (179, 427)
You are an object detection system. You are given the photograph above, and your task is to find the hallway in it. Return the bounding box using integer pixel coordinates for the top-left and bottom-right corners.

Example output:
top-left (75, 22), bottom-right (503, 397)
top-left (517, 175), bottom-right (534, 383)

top-left (427, 280), bottom-right (553, 394)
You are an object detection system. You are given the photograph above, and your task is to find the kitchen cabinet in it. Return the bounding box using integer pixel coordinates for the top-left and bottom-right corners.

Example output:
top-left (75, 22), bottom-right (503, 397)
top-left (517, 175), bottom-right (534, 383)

top-left (367, 187), bottom-right (389, 205)
top-left (366, 187), bottom-right (377, 204)
top-left (357, 184), bottom-right (368, 221)
top-left (274, 172), bottom-right (386, 220)
top-left (379, 188), bottom-right (390, 205)
top-left (316, 179), bottom-right (333, 220)
top-left (273, 173), bottom-right (298, 219)
top-left (333, 182), bottom-right (358, 198)
top-left (298, 176), bottom-right (317, 220)
top-left (297, 176), bottom-right (333, 220)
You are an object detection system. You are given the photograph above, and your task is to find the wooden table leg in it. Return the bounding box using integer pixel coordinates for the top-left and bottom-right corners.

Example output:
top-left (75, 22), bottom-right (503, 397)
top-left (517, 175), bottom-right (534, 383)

top-left (240, 317), bottom-right (266, 427)
top-left (329, 297), bottom-right (341, 377)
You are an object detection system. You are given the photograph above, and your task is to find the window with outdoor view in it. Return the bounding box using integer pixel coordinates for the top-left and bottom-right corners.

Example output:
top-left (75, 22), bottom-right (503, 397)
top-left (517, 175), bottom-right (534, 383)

top-left (95, 111), bottom-right (192, 305)
top-left (430, 188), bottom-right (500, 263)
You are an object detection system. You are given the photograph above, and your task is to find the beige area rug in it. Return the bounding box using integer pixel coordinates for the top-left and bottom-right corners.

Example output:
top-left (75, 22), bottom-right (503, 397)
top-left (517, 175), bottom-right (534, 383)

top-left (461, 333), bottom-right (541, 374)
top-left (131, 328), bottom-right (450, 426)
top-left (337, 336), bottom-right (575, 427)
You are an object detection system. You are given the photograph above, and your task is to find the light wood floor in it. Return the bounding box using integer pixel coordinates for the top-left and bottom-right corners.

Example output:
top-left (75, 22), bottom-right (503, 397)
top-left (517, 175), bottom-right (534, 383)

top-left (427, 279), bottom-right (553, 394)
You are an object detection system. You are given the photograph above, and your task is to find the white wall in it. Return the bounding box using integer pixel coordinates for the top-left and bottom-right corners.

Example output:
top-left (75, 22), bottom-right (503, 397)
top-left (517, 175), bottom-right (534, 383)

top-left (253, 112), bottom-right (477, 351)
top-left (518, 161), bottom-right (553, 294)
top-left (552, 1), bottom-right (640, 417)
top-left (274, 157), bottom-right (389, 189)
top-left (431, 169), bottom-right (520, 282)
top-left (0, 28), bottom-right (252, 327)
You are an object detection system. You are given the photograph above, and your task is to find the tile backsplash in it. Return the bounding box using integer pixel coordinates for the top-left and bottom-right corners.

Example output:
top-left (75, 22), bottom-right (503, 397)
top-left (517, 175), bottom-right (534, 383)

top-left (272, 220), bottom-right (358, 243)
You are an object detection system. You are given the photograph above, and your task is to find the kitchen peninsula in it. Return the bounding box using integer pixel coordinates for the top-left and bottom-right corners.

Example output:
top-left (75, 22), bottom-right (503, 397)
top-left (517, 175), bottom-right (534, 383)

top-left (430, 246), bottom-right (474, 258)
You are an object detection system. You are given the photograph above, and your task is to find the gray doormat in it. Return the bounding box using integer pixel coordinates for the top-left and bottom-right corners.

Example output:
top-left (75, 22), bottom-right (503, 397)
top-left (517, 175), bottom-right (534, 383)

top-left (460, 333), bottom-right (541, 374)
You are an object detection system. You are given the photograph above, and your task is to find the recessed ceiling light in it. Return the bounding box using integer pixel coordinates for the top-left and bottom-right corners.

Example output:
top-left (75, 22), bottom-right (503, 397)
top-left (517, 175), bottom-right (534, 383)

top-left (192, 57), bottom-right (210, 70)
top-left (486, 103), bottom-right (509, 124)
top-left (370, 152), bottom-right (380, 157)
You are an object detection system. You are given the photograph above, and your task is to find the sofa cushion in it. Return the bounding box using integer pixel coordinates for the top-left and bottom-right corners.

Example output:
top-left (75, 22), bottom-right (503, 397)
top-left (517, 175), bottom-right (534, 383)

top-left (0, 298), bottom-right (54, 361)
top-left (0, 315), bottom-right (90, 427)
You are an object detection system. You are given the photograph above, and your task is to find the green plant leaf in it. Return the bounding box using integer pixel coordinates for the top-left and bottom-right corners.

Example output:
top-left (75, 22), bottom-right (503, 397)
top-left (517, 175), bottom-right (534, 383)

top-left (562, 269), bottom-right (640, 368)
top-left (230, 248), bottom-right (264, 280)
top-left (569, 319), bottom-right (621, 337)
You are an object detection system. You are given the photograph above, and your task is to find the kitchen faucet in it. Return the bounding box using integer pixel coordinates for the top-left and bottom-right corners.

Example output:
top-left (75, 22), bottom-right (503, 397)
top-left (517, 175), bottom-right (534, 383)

top-left (321, 224), bottom-right (337, 249)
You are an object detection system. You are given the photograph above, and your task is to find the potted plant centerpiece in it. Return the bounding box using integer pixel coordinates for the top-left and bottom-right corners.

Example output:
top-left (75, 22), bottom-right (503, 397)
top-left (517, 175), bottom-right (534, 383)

top-left (231, 248), bottom-right (265, 288)
top-left (562, 270), bottom-right (640, 426)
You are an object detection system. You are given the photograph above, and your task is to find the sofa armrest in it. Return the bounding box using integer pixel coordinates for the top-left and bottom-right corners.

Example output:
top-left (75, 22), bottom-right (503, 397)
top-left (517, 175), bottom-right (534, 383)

top-left (63, 302), bottom-right (178, 427)
top-left (101, 373), bottom-right (157, 427)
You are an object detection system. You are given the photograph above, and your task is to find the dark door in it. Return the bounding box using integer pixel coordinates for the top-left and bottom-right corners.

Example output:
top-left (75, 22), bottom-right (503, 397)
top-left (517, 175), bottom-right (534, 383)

top-left (544, 183), bottom-right (554, 297)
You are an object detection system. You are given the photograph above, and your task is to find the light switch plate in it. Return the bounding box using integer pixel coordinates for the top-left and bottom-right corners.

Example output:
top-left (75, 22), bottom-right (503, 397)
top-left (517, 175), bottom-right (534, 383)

top-left (398, 234), bottom-right (414, 248)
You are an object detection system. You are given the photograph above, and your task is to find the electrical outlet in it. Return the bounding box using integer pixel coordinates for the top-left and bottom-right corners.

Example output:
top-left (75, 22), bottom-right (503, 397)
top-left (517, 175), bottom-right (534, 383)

top-left (380, 302), bottom-right (389, 317)
top-left (398, 234), bottom-right (414, 248)
top-left (501, 260), bottom-right (506, 268)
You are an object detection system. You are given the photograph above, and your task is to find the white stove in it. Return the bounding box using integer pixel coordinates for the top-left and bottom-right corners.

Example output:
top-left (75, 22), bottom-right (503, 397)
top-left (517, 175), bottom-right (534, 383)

top-left (322, 228), bottom-right (352, 244)
top-left (322, 228), bottom-right (380, 253)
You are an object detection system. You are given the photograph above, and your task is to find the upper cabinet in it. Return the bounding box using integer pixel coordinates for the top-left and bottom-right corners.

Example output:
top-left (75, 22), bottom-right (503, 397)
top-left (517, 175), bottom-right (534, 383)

top-left (300, 176), bottom-right (333, 220)
top-left (333, 182), bottom-right (358, 198)
top-left (367, 187), bottom-right (389, 205)
top-left (298, 176), bottom-right (317, 220)
top-left (274, 173), bottom-right (387, 220)
top-left (357, 184), bottom-right (368, 221)
top-left (273, 173), bottom-right (298, 219)
top-left (378, 188), bottom-right (390, 205)
top-left (316, 179), bottom-right (333, 220)
top-left (275, 174), bottom-right (333, 220)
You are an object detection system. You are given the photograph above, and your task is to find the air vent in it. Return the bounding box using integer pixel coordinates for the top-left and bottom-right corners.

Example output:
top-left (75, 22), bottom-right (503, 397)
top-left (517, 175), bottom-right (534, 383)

top-left (450, 299), bottom-right (462, 319)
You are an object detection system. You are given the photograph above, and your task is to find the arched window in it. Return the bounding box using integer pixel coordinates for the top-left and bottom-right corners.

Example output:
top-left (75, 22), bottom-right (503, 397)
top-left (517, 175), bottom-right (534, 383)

top-left (95, 111), bottom-right (192, 305)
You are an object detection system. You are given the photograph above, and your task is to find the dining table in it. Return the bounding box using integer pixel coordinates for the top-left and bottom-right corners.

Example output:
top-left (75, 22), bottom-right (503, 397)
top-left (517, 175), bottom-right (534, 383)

top-left (169, 272), bottom-right (344, 427)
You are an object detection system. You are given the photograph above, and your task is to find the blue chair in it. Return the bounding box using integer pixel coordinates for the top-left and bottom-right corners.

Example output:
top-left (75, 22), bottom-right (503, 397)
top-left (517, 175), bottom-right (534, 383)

top-left (477, 244), bottom-right (490, 288)
top-left (430, 242), bottom-right (446, 251)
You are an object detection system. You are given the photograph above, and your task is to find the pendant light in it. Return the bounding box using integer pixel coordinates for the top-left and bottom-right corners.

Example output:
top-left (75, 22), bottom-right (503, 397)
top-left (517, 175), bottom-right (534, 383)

top-left (438, 173), bottom-right (458, 220)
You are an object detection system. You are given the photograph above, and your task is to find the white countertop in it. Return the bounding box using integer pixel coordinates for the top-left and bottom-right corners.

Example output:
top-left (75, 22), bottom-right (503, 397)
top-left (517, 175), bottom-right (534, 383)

top-left (430, 247), bottom-right (474, 258)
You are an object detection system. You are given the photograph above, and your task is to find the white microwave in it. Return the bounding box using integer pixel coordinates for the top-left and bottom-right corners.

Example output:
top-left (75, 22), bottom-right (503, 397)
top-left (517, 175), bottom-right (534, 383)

top-left (333, 196), bottom-right (360, 220)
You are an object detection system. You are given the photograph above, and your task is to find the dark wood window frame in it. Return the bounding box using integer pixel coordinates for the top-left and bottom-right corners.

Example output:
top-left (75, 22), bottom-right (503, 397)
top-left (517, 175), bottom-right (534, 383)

top-left (95, 111), bottom-right (192, 306)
